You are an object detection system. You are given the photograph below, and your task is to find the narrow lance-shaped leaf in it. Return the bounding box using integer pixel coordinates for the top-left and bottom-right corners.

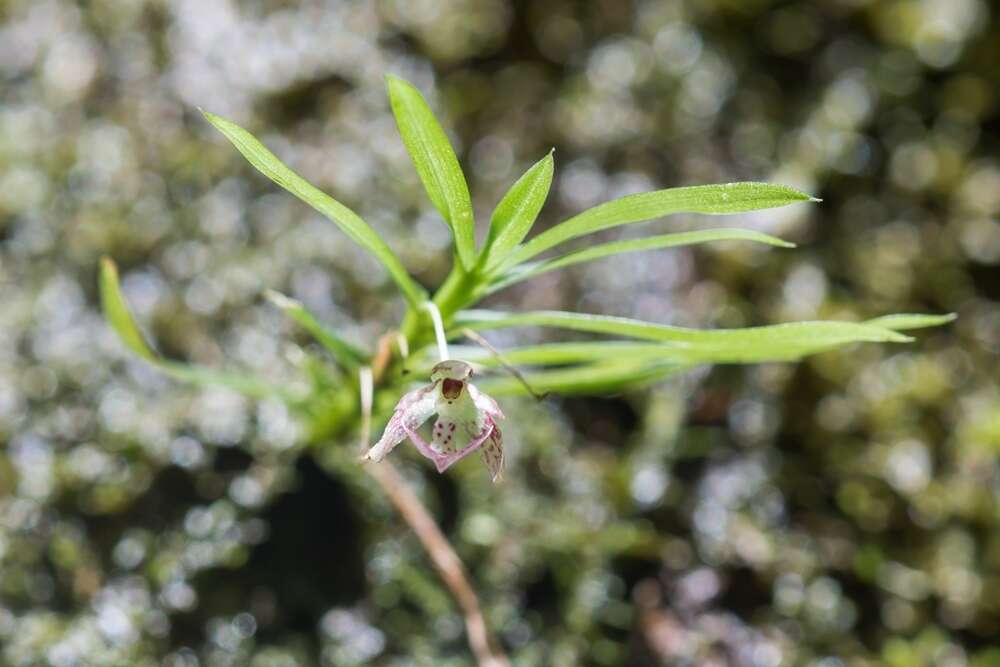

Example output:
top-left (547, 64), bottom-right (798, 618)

top-left (99, 257), bottom-right (158, 363)
top-left (264, 290), bottom-right (368, 371)
top-left (480, 151), bottom-right (554, 271)
top-left (386, 75), bottom-right (476, 270)
top-left (453, 309), bottom-right (913, 345)
top-left (445, 339), bottom-right (882, 366)
top-left (489, 228), bottom-right (794, 293)
top-left (501, 182), bottom-right (817, 271)
top-left (202, 111), bottom-right (427, 309)
top-left (100, 258), bottom-right (298, 402)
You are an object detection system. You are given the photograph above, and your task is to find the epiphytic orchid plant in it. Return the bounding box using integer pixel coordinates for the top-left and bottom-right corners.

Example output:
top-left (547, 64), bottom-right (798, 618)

top-left (100, 74), bottom-right (953, 476)
top-left (100, 73), bottom-right (951, 664)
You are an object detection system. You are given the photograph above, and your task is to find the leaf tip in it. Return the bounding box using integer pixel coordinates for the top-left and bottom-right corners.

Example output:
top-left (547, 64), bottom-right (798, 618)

top-left (263, 289), bottom-right (298, 310)
top-left (543, 149), bottom-right (556, 168)
top-left (384, 73), bottom-right (414, 95)
top-left (200, 109), bottom-right (233, 135)
top-left (99, 255), bottom-right (117, 276)
top-left (778, 185), bottom-right (820, 203)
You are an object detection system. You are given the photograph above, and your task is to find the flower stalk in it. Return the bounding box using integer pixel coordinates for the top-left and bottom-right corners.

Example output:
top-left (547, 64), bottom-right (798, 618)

top-left (423, 301), bottom-right (450, 362)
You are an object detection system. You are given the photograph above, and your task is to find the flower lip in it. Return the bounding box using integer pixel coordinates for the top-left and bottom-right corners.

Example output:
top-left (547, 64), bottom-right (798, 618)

top-left (431, 360), bottom-right (473, 382)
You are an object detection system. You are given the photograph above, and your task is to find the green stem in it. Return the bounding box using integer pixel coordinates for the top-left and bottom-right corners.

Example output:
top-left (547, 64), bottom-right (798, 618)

top-left (434, 266), bottom-right (478, 319)
top-left (400, 266), bottom-right (480, 352)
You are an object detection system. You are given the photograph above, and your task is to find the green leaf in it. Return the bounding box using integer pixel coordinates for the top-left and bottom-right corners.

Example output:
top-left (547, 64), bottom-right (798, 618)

top-left (202, 110), bottom-right (427, 309)
top-left (490, 228), bottom-right (794, 292)
top-left (100, 257), bottom-right (158, 363)
top-left (435, 309), bottom-right (945, 395)
top-left (100, 258), bottom-right (298, 402)
top-left (454, 309), bottom-right (912, 345)
top-left (481, 151), bottom-right (554, 271)
top-left (264, 290), bottom-right (368, 370)
top-left (501, 182), bottom-right (816, 271)
top-left (386, 75), bottom-right (476, 270)
top-left (865, 313), bottom-right (957, 331)
top-left (446, 335), bottom-right (893, 367)
top-left (475, 360), bottom-right (684, 396)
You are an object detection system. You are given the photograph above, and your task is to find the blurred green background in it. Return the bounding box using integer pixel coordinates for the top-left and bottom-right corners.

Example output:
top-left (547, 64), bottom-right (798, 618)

top-left (1, 0), bottom-right (998, 665)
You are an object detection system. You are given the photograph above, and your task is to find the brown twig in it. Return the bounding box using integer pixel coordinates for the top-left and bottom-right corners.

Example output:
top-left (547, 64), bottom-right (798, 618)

top-left (360, 334), bottom-right (509, 667)
top-left (365, 462), bottom-right (508, 666)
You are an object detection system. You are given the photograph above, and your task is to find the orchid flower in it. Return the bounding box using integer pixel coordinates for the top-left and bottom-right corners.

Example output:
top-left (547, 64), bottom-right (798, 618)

top-left (364, 360), bottom-right (505, 482)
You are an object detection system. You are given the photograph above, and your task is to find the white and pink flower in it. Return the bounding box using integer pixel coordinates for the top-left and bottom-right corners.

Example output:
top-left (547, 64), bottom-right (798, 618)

top-left (364, 360), bottom-right (505, 482)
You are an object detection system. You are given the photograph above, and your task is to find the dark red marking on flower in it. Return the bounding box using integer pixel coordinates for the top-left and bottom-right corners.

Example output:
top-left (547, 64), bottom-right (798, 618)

top-left (449, 423), bottom-right (455, 431)
top-left (441, 378), bottom-right (464, 400)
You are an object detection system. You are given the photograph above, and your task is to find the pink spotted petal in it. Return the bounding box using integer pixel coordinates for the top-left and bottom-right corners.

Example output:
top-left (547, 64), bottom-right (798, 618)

top-left (364, 384), bottom-right (435, 463)
top-left (432, 418), bottom-right (460, 453)
top-left (481, 425), bottom-right (504, 483)
top-left (431, 421), bottom-right (495, 473)
top-left (401, 421), bottom-right (443, 462)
